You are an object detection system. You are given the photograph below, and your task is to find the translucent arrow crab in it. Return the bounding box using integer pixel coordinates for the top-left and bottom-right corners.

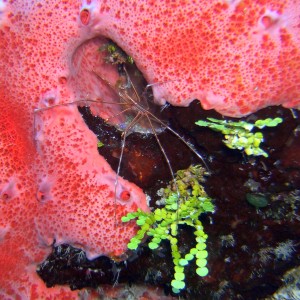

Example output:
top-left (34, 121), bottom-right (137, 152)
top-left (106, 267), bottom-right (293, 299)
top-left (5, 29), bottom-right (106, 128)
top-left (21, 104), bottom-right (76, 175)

top-left (33, 44), bottom-right (209, 225)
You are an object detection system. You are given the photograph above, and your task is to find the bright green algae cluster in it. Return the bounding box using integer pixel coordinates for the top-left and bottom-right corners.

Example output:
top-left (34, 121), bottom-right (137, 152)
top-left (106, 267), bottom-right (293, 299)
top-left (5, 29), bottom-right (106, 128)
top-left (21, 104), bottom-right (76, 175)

top-left (122, 165), bottom-right (214, 293)
top-left (195, 117), bottom-right (283, 157)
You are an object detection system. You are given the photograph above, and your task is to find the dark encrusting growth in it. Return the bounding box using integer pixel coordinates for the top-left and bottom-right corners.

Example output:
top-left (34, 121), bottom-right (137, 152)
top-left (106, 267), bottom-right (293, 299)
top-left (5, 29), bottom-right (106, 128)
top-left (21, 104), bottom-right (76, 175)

top-left (38, 102), bottom-right (300, 299)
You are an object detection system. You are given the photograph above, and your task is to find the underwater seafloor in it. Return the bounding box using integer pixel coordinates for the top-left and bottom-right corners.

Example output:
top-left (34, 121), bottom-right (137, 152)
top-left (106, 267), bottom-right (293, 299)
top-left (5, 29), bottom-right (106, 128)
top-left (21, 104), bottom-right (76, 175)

top-left (37, 99), bottom-right (300, 299)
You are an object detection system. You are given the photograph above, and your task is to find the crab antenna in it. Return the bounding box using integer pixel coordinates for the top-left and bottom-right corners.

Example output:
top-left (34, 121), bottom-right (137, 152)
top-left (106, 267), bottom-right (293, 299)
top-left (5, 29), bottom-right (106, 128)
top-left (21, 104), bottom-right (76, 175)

top-left (122, 65), bottom-right (141, 103)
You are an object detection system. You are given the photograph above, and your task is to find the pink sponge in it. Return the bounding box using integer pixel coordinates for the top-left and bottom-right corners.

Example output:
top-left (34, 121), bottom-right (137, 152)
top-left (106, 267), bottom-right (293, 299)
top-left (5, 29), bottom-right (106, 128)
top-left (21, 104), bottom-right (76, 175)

top-left (34, 103), bottom-right (148, 259)
top-left (90, 0), bottom-right (300, 116)
top-left (0, 0), bottom-right (148, 298)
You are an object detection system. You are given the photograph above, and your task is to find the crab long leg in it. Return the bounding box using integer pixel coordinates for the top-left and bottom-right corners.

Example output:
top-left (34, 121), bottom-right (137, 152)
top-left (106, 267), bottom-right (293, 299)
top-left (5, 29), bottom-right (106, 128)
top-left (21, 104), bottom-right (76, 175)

top-left (33, 99), bottom-right (129, 114)
top-left (104, 107), bottom-right (133, 123)
top-left (148, 114), bottom-right (209, 171)
top-left (144, 113), bottom-right (181, 223)
top-left (113, 111), bottom-right (144, 226)
top-left (118, 90), bottom-right (209, 171)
